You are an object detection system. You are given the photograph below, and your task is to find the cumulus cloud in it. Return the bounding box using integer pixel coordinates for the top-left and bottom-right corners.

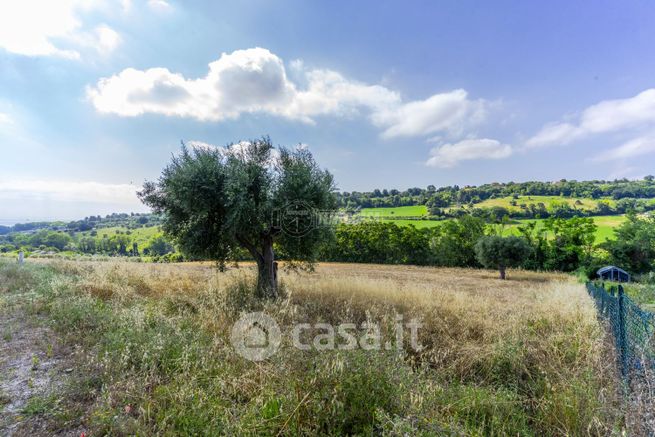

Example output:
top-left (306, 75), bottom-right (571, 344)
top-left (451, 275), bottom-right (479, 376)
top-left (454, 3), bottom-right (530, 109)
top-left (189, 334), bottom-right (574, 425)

top-left (0, 0), bottom-right (121, 59)
top-left (87, 47), bottom-right (486, 138)
top-left (425, 138), bottom-right (512, 168)
top-left (0, 112), bottom-right (12, 125)
top-left (372, 89), bottom-right (485, 139)
top-left (526, 89), bottom-right (655, 148)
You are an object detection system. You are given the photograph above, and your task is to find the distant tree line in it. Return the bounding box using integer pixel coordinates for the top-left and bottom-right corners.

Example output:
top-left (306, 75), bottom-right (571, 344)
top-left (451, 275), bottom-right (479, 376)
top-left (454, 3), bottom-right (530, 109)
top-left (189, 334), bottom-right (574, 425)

top-left (0, 228), bottom-right (176, 259)
top-left (316, 214), bottom-right (655, 278)
top-left (3, 212), bottom-right (654, 278)
top-left (2, 174), bottom-right (655, 277)
top-left (337, 177), bottom-right (655, 216)
top-left (0, 212), bottom-right (163, 236)
top-left (459, 197), bottom-right (655, 220)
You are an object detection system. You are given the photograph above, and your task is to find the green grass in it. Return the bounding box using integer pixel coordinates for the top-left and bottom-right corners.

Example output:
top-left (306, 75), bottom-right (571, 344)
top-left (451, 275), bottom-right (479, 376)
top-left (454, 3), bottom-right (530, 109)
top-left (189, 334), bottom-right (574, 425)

top-left (501, 215), bottom-right (626, 242)
top-left (358, 205), bottom-right (428, 217)
top-left (622, 282), bottom-right (655, 310)
top-left (586, 215), bottom-right (627, 242)
top-left (376, 219), bottom-right (443, 228)
top-left (472, 195), bottom-right (612, 211)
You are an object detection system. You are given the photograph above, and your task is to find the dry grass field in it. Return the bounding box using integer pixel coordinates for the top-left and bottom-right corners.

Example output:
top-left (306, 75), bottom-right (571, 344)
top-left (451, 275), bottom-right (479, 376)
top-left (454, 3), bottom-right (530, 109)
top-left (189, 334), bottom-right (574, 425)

top-left (1, 260), bottom-right (622, 435)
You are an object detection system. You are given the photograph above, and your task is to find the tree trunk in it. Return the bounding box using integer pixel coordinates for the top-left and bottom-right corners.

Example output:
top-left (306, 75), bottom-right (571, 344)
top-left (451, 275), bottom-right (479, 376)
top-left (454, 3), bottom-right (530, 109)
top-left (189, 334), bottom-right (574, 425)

top-left (256, 235), bottom-right (278, 299)
top-left (499, 265), bottom-right (506, 280)
top-left (236, 233), bottom-right (279, 299)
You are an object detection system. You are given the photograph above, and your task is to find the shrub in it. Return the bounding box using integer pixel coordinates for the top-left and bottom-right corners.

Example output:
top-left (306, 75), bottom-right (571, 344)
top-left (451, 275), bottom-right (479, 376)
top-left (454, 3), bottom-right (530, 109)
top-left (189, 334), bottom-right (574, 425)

top-left (475, 236), bottom-right (532, 279)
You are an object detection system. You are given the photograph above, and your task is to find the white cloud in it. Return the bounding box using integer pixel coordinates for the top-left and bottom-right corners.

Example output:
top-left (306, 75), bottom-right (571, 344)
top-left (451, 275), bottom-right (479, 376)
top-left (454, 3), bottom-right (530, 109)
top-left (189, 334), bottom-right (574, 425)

top-left (372, 89), bottom-right (485, 139)
top-left (0, 0), bottom-right (121, 59)
top-left (95, 24), bottom-right (122, 54)
top-left (0, 112), bottom-right (12, 125)
top-left (187, 140), bottom-right (266, 160)
top-left (186, 140), bottom-right (218, 152)
top-left (594, 135), bottom-right (655, 162)
top-left (525, 122), bottom-right (582, 148)
top-left (289, 68), bottom-right (401, 123)
top-left (147, 0), bottom-right (172, 12)
top-left (526, 89), bottom-right (655, 148)
top-left (87, 47), bottom-right (486, 138)
top-left (425, 138), bottom-right (512, 168)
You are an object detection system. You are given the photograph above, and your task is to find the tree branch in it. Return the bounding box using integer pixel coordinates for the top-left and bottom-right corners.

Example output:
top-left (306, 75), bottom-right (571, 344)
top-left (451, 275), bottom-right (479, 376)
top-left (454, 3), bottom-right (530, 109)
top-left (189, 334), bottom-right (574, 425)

top-left (235, 234), bottom-right (263, 264)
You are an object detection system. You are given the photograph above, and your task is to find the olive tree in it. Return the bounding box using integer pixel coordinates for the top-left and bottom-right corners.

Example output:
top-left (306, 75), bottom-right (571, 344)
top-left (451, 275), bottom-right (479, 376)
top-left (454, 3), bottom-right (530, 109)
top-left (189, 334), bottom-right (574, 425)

top-left (474, 235), bottom-right (532, 280)
top-left (138, 137), bottom-right (336, 298)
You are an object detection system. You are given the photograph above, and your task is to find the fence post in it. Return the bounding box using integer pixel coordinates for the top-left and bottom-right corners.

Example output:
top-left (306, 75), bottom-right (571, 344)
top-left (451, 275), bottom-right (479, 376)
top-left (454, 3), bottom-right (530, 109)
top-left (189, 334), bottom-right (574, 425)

top-left (618, 285), bottom-right (628, 379)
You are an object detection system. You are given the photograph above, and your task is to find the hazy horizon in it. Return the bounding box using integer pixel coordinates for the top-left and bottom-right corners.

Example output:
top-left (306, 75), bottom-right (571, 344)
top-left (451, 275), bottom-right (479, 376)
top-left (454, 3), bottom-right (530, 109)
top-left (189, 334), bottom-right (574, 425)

top-left (1, 173), bottom-right (652, 226)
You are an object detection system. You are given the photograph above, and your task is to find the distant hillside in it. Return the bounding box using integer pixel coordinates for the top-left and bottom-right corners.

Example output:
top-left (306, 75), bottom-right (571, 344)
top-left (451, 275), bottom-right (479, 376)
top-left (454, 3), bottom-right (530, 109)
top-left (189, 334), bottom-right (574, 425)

top-left (338, 177), bottom-right (655, 219)
top-left (0, 212), bottom-right (162, 236)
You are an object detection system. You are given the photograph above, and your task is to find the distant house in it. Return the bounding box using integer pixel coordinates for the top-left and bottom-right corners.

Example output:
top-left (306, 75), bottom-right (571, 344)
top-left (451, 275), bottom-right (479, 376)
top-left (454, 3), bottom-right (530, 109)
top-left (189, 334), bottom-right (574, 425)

top-left (597, 265), bottom-right (630, 282)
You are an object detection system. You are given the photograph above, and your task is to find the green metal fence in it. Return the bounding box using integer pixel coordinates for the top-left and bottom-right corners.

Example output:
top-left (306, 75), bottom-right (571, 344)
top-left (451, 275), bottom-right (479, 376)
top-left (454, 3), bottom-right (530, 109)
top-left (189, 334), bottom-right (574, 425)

top-left (586, 282), bottom-right (655, 380)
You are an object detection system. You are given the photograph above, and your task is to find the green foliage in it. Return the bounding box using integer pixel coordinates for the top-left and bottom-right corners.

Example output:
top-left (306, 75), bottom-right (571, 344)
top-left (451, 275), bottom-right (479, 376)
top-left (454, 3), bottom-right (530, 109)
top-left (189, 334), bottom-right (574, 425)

top-left (27, 230), bottom-right (72, 251)
top-left (515, 217), bottom-right (597, 272)
top-left (138, 137), bottom-right (336, 297)
top-left (431, 215), bottom-right (486, 267)
top-left (475, 236), bottom-right (532, 279)
top-left (321, 221), bottom-right (435, 265)
top-left (146, 235), bottom-right (174, 256)
top-left (602, 213), bottom-right (655, 274)
top-left (543, 217), bottom-right (596, 272)
top-left (321, 216), bottom-right (486, 267)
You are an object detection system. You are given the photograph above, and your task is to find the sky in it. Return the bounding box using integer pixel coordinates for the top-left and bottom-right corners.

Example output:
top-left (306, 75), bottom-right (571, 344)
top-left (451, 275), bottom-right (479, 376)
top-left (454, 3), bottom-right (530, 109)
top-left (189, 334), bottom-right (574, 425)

top-left (1, 0), bottom-right (655, 223)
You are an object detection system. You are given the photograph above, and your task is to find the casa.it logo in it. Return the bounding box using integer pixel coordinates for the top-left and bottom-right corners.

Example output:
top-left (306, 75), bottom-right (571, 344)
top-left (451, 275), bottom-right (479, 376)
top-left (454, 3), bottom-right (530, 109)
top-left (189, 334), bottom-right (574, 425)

top-left (230, 312), bottom-right (282, 361)
top-left (273, 200), bottom-right (353, 237)
top-left (277, 200), bottom-right (316, 237)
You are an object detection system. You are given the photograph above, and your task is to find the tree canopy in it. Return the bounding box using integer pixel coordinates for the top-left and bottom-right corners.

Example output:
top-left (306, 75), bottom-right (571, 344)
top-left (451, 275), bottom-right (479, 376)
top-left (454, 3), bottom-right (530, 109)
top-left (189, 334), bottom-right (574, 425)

top-left (474, 235), bottom-right (532, 280)
top-left (138, 137), bottom-right (336, 298)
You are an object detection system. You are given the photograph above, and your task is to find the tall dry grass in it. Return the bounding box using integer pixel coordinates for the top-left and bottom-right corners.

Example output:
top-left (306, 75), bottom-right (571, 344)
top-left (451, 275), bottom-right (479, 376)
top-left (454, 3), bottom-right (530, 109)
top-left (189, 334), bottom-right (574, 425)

top-left (5, 259), bottom-right (622, 435)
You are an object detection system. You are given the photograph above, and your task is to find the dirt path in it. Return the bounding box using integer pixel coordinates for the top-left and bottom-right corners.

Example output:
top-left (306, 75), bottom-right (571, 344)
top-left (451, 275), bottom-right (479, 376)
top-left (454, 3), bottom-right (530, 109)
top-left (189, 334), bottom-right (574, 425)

top-left (0, 308), bottom-right (80, 436)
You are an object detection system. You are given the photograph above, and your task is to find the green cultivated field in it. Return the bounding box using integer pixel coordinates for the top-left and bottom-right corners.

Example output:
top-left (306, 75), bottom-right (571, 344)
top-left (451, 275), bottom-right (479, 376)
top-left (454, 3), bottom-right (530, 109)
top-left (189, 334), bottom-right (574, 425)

top-left (358, 205), bottom-right (428, 217)
top-left (355, 200), bottom-right (626, 241)
top-left (376, 218), bottom-right (443, 228)
top-left (502, 215), bottom-right (626, 242)
top-left (472, 195), bottom-right (612, 211)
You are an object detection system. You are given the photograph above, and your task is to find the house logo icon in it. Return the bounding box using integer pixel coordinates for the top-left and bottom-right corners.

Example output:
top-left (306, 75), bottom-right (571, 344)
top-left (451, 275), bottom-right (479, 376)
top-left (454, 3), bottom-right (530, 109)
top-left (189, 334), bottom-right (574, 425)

top-left (230, 312), bottom-right (281, 361)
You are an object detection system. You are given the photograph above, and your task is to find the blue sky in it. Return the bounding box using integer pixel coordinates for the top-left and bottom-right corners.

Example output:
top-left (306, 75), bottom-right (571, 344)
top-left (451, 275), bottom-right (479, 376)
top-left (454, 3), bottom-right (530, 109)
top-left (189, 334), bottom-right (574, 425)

top-left (1, 0), bottom-right (655, 222)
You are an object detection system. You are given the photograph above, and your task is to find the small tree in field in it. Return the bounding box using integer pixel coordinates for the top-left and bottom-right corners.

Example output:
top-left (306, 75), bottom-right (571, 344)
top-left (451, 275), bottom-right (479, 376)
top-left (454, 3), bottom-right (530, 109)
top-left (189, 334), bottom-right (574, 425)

top-left (138, 137), bottom-right (336, 298)
top-left (474, 235), bottom-right (532, 280)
